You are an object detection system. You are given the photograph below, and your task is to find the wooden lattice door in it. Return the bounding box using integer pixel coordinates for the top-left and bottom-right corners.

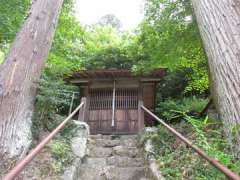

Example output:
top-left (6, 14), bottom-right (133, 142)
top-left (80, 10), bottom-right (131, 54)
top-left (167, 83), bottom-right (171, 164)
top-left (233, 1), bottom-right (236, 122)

top-left (88, 88), bottom-right (139, 134)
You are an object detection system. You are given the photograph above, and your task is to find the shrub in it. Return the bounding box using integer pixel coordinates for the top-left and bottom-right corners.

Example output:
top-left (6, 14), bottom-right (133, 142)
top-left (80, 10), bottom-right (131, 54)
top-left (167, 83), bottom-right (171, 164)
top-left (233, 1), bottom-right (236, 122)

top-left (157, 70), bottom-right (189, 100)
top-left (50, 138), bottom-right (73, 174)
top-left (147, 116), bottom-right (240, 179)
top-left (32, 75), bottom-right (79, 139)
top-left (155, 96), bottom-right (208, 122)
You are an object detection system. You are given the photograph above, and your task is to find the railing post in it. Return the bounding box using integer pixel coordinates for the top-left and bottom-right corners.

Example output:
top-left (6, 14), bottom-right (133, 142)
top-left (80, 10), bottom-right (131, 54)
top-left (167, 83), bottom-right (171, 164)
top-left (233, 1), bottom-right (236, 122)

top-left (78, 97), bottom-right (87, 121)
top-left (138, 100), bottom-right (144, 132)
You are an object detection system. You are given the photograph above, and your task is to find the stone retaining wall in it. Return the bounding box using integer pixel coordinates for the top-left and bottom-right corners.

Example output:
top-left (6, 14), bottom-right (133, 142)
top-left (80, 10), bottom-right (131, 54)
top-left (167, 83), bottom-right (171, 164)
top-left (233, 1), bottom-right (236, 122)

top-left (63, 121), bottom-right (89, 180)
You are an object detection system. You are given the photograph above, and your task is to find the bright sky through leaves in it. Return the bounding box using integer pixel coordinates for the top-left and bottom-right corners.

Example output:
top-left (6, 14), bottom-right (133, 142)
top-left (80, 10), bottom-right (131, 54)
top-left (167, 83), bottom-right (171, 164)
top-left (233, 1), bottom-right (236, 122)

top-left (74, 0), bottom-right (144, 30)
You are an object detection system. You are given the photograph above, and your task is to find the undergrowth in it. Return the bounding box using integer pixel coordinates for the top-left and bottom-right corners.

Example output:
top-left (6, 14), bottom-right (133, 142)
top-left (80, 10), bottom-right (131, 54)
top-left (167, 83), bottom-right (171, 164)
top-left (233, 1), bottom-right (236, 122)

top-left (156, 96), bottom-right (208, 122)
top-left (147, 97), bottom-right (240, 179)
top-left (147, 117), bottom-right (240, 179)
top-left (32, 76), bottom-right (79, 140)
top-left (31, 76), bottom-right (79, 175)
top-left (50, 138), bottom-right (73, 174)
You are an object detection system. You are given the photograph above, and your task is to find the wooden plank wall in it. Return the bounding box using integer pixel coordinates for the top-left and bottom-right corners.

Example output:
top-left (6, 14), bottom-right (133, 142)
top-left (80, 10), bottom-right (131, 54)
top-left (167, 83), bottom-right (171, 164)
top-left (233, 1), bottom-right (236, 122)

top-left (115, 88), bottom-right (138, 133)
top-left (88, 88), bottom-right (138, 134)
top-left (142, 83), bottom-right (156, 125)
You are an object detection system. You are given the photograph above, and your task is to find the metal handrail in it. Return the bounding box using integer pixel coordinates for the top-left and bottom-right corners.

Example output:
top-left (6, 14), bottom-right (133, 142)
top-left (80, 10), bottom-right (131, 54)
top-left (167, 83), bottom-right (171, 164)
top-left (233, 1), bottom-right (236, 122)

top-left (3, 102), bottom-right (85, 180)
top-left (141, 105), bottom-right (240, 180)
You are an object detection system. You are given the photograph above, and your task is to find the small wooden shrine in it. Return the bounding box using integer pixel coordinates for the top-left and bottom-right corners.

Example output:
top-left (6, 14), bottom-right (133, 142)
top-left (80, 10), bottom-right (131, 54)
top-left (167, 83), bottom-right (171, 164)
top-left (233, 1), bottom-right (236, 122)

top-left (68, 69), bottom-right (166, 134)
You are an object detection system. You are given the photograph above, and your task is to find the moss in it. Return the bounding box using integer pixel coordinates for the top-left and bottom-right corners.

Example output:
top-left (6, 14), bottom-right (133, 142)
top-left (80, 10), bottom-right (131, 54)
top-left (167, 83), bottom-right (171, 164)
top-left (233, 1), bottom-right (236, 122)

top-left (146, 120), bottom-right (240, 179)
top-left (50, 138), bottom-right (73, 174)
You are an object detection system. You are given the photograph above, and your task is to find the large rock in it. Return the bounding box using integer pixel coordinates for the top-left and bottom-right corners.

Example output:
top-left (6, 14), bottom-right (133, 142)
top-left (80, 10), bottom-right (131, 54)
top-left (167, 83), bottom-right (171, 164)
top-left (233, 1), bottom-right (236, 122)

top-left (63, 121), bottom-right (89, 180)
top-left (63, 158), bottom-right (82, 180)
top-left (71, 121), bottom-right (89, 158)
top-left (143, 128), bottom-right (165, 180)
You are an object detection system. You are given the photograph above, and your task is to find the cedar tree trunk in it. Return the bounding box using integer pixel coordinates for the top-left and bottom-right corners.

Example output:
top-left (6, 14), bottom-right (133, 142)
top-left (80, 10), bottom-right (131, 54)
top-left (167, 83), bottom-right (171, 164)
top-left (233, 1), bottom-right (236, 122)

top-left (0, 0), bottom-right (63, 158)
top-left (191, 0), bottom-right (240, 150)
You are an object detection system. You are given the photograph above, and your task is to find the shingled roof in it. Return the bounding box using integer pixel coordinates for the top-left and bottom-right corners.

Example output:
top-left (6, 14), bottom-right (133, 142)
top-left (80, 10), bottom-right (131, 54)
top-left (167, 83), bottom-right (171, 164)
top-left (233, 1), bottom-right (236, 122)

top-left (69, 69), bottom-right (166, 79)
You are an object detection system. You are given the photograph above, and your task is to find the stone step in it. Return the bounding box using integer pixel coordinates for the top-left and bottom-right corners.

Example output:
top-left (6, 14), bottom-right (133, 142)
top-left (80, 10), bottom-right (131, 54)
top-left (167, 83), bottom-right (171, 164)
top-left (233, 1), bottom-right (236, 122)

top-left (87, 145), bottom-right (140, 158)
top-left (77, 166), bottom-right (148, 180)
top-left (106, 156), bottom-right (144, 167)
top-left (88, 138), bottom-right (121, 148)
top-left (101, 166), bottom-right (147, 180)
top-left (120, 137), bottom-right (139, 147)
top-left (89, 135), bottom-right (139, 148)
top-left (83, 156), bottom-right (144, 168)
top-left (77, 135), bottom-right (149, 180)
top-left (82, 157), bottom-right (107, 168)
top-left (89, 134), bottom-right (121, 140)
top-left (113, 145), bottom-right (140, 158)
top-left (77, 166), bottom-right (105, 180)
top-left (87, 146), bottom-right (113, 157)
top-left (89, 134), bottom-right (138, 141)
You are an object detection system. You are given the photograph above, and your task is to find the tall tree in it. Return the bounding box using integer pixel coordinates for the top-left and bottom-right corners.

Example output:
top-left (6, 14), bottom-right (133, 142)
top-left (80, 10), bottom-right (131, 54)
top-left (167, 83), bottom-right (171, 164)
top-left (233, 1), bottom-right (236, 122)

top-left (0, 0), bottom-right (63, 158)
top-left (98, 14), bottom-right (122, 30)
top-left (191, 0), bottom-right (240, 149)
top-left (134, 0), bottom-right (208, 94)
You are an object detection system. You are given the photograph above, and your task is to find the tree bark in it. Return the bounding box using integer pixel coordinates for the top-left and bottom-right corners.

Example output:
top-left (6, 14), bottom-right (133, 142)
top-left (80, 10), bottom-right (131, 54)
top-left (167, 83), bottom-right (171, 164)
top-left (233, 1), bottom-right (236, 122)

top-left (0, 0), bottom-right (63, 158)
top-left (191, 0), bottom-right (240, 149)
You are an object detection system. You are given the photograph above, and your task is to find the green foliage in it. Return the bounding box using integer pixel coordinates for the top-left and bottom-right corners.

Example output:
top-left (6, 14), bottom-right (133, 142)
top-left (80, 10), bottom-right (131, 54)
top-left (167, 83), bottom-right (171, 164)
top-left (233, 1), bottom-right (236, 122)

top-left (32, 75), bottom-right (79, 138)
top-left (80, 26), bottom-right (137, 70)
top-left (0, 50), bottom-right (4, 64)
top-left (0, 0), bottom-right (209, 96)
top-left (146, 95), bottom-right (240, 179)
top-left (155, 97), bottom-right (208, 121)
top-left (156, 69), bottom-right (189, 99)
top-left (134, 0), bottom-right (209, 94)
top-left (50, 138), bottom-right (73, 174)
top-left (47, 7), bottom-right (137, 75)
top-left (0, 0), bottom-right (30, 64)
top-left (185, 115), bottom-right (240, 176)
top-left (84, 46), bottom-right (132, 69)
top-left (0, 0), bottom-right (30, 44)
top-left (46, 1), bottom-right (85, 78)
top-left (147, 118), bottom-right (240, 179)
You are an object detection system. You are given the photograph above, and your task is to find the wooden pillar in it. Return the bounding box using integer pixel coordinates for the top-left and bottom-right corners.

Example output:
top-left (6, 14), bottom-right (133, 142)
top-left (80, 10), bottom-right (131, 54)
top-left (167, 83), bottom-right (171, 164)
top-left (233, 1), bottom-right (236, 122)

top-left (79, 84), bottom-right (90, 122)
top-left (111, 80), bottom-right (116, 127)
top-left (68, 92), bottom-right (75, 116)
top-left (138, 81), bottom-right (144, 132)
top-left (138, 100), bottom-right (145, 132)
top-left (78, 97), bottom-right (87, 121)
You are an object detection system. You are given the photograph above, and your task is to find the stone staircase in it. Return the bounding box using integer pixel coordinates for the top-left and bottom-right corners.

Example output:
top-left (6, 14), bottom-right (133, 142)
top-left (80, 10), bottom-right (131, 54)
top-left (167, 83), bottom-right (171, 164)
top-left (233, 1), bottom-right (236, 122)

top-left (77, 134), bottom-right (150, 180)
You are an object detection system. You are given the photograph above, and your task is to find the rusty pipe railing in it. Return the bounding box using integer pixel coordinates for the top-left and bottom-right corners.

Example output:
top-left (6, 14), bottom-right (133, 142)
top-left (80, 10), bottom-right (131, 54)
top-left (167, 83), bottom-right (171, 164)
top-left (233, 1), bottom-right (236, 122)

top-left (141, 105), bottom-right (240, 180)
top-left (3, 100), bottom-right (85, 180)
